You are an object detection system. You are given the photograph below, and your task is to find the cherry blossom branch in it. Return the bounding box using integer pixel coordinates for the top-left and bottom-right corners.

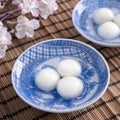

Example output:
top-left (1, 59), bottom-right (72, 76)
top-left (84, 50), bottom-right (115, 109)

top-left (0, 8), bottom-right (19, 21)
top-left (0, 0), bottom-right (58, 58)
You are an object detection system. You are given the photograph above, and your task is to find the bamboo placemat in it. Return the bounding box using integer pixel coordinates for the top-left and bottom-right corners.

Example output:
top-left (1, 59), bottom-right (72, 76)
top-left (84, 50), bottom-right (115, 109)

top-left (0, 0), bottom-right (120, 120)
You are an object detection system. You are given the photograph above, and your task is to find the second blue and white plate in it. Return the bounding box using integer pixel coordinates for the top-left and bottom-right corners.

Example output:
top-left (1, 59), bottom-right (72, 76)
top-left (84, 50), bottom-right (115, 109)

top-left (72, 0), bottom-right (120, 47)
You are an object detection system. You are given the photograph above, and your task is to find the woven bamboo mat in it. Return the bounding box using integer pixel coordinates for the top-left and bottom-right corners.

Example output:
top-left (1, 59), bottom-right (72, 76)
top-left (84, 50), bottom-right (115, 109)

top-left (0, 0), bottom-right (120, 120)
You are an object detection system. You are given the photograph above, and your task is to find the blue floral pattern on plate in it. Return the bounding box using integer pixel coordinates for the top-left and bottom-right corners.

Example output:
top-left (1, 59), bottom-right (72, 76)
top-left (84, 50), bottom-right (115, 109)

top-left (72, 0), bottom-right (120, 47)
top-left (12, 39), bottom-right (110, 113)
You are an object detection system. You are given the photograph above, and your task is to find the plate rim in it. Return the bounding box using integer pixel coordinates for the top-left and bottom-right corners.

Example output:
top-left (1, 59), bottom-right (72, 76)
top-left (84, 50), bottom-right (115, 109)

top-left (11, 38), bottom-right (110, 113)
top-left (72, 1), bottom-right (120, 47)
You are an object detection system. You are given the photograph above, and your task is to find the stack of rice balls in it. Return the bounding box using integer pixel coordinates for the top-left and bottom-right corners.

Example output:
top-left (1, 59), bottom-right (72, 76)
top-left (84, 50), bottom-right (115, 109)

top-left (93, 7), bottom-right (120, 40)
top-left (35, 59), bottom-right (83, 99)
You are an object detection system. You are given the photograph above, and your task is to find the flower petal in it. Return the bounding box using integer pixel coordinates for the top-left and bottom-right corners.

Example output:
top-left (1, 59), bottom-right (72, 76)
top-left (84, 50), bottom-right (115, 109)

top-left (6, 33), bottom-right (12, 45)
top-left (39, 12), bottom-right (49, 19)
top-left (26, 29), bottom-right (34, 38)
top-left (12, 0), bottom-right (22, 5)
top-left (0, 49), bottom-right (6, 58)
top-left (17, 15), bottom-right (29, 23)
top-left (0, 29), bottom-right (7, 38)
top-left (31, 8), bottom-right (40, 17)
top-left (30, 19), bottom-right (40, 30)
top-left (0, 44), bottom-right (7, 58)
top-left (16, 24), bottom-right (24, 31)
top-left (0, 44), bottom-right (8, 50)
top-left (39, 0), bottom-right (58, 19)
top-left (53, 2), bottom-right (58, 11)
top-left (0, 21), bottom-right (3, 27)
top-left (15, 30), bottom-right (26, 39)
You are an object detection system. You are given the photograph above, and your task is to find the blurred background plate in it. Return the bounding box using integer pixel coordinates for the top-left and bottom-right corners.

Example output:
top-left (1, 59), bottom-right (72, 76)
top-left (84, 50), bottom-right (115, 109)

top-left (72, 0), bottom-right (120, 47)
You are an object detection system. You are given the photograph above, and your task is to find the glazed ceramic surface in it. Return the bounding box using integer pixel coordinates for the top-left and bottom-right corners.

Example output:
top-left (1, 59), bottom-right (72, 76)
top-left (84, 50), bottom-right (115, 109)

top-left (72, 0), bottom-right (120, 47)
top-left (12, 39), bottom-right (110, 113)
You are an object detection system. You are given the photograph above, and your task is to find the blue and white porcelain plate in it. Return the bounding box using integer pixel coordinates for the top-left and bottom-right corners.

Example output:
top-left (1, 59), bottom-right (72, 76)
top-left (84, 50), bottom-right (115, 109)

top-left (12, 39), bottom-right (110, 113)
top-left (72, 0), bottom-right (120, 47)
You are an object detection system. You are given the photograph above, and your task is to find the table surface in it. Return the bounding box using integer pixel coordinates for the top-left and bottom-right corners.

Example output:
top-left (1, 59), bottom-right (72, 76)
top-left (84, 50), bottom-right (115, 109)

top-left (0, 0), bottom-right (120, 120)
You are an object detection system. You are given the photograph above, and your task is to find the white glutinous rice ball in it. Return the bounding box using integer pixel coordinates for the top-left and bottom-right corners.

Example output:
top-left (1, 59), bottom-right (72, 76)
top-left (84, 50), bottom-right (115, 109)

top-left (57, 77), bottom-right (83, 99)
top-left (97, 22), bottom-right (120, 40)
top-left (93, 8), bottom-right (114, 25)
top-left (113, 14), bottom-right (120, 27)
top-left (57, 59), bottom-right (81, 77)
top-left (35, 68), bottom-right (60, 91)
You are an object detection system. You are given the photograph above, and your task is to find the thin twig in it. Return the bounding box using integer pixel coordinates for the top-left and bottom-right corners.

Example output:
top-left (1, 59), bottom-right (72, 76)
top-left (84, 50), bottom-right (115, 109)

top-left (0, 0), bottom-right (8, 9)
top-left (0, 8), bottom-right (19, 21)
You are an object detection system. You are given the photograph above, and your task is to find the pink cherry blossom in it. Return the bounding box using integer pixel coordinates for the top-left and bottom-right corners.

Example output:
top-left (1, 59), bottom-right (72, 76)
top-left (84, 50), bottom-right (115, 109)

top-left (18, 0), bottom-right (40, 17)
top-left (39, 0), bottom-right (58, 19)
top-left (0, 21), bottom-right (12, 58)
top-left (0, 0), bottom-right (58, 58)
top-left (15, 15), bottom-right (40, 39)
top-left (14, 0), bottom-right (58, 18)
